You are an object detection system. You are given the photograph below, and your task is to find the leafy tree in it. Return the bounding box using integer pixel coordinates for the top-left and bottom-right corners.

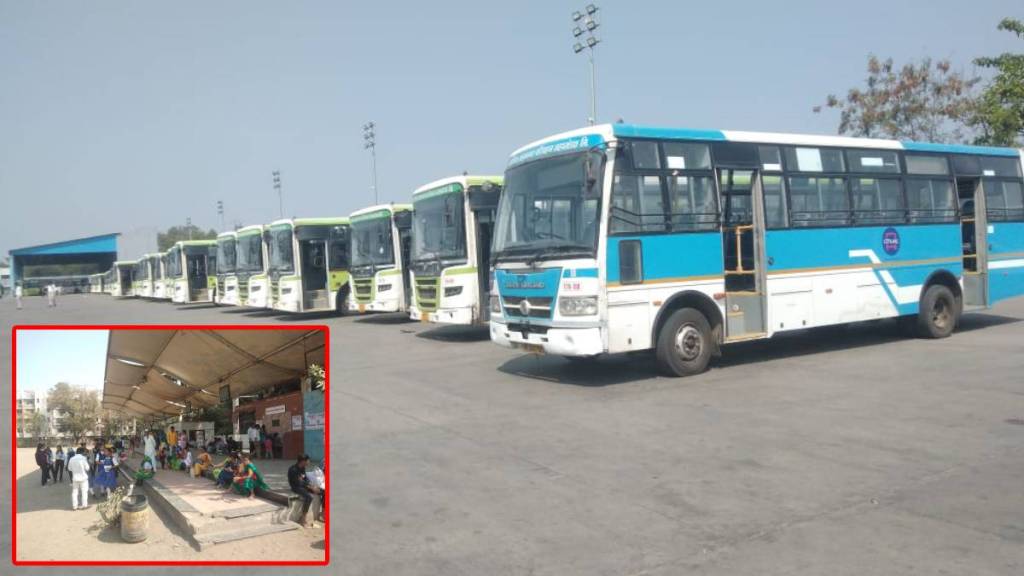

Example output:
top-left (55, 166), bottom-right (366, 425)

top-left (971, 18), bottom-right (1024, 146)
top-left (192, 403), bottom-right (232, 436)
top-left (29, 411), bottom-right (49, 440)
top-left (157, 225), bottom-right (218, 251)
top-left (815, 55), bottom-right (980, 142)
top-left (48, 382), bottom-right (101, 442)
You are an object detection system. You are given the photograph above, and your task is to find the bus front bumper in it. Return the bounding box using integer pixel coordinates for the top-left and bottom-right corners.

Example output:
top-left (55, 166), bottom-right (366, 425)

top-left (351, 299), bottom-right (401, 313)
top-left (413, 306), bottom-right (475, 325)
top-left (490, 321), bottom-right (604, 356)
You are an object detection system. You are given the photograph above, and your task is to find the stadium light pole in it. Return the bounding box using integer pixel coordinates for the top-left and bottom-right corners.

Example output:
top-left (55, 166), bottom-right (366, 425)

top-left (363, 122), bottom-right (378, 205)
top-left (186, 217), bottom-right (193, 240)
top-left (216, 200), bottom-right (224, 231)
top-left (272, 171), bottom-right (283, 219)
top-left (572, 4), bottom-right (600, 125)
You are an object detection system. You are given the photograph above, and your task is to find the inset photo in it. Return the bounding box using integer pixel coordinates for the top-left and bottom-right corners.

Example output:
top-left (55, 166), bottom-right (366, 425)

top-left (13, 326), bottom-right (328, 566)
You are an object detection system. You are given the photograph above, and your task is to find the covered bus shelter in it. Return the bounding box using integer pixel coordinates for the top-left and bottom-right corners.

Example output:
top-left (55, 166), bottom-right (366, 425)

top-left (8, 233), bottom-right (119, 293)
top-left (102, 328), bottom-right (326, 458)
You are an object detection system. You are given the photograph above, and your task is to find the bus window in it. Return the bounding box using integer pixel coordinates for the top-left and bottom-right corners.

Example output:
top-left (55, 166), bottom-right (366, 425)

top-left (851, 178), bottom-right (905, 225)
top-left (785, 147), bottom-right (845, 173)
top-left (628, 141), bottom-right (660, 170)
top-left (610, 174), bottom-right (665, 234)
top-left (985, 181), bottom-right (1024, 221)
top-left (906, 178), bottom-right (956, 223)
top-left (666, 174), bottom-right (717, 231)
top-left (980, 157), bottom-right (1022, 178)
top-left (762, 175), bottom-right (788, 228)
top-left (663, 142), bottom-right (710, 170)
top-left (788, 176), bottom-right (849, 227)
top-left (906, 155), bottom-right (950, 176)
top-left (758, 146), bottom-right (783, 172)
top-left (847, 150), bottom-right (900, 173)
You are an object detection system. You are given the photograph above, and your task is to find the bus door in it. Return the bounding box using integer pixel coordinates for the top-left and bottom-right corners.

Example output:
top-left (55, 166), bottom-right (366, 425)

top-left (186, 251), bottom-right (208, 301)
top-left (394, 211), bottom-right (414, 311)
top-left (718, 167), bottom-right (768, 340)
top-left (958, 177), bottom-right (988, 308)
top-left (299, 237), bottom-right (329, 310)
top-left (468, 184), bottom-right (501, 323)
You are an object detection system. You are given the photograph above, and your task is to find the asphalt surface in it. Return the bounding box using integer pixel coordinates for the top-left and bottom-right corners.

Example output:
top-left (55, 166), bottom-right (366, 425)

top-left (3, 292), bottom-right (1024, 575)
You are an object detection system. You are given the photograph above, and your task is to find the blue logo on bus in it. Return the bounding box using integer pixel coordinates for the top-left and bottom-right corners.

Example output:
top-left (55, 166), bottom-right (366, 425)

top-left (882, 228), bottom-right (900, 255)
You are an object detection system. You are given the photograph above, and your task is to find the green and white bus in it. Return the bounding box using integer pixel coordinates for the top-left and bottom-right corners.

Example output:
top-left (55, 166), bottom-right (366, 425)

top-left (158, 252), bottom-right (174, 300)
top-left (215, 231), bottom-right (238, 305)
top-left (111, 260), bottom-right (135, 297)
top-left (168, 240), bottom-right (217, 304)
top-left (137, 253), bottom-right (163, 298)
top-left (88, 273), bottom-right (105, 293)
top-left (131, 258), bottom-right (148, 297)
top-left (348, 204), bottom-right (413, 314)
top-left (151, 252), bottom-right (168, 299)
top-left (236, 225), bottom-right (269, 307)
top-left (265, 218), bottom-right (352, 313)
top-left (408, 175), bottom-right (503, 325)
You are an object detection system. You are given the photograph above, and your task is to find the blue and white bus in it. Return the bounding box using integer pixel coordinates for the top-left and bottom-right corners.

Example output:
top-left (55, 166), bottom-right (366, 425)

top-left (489, 124), bottom-right (1024, 376)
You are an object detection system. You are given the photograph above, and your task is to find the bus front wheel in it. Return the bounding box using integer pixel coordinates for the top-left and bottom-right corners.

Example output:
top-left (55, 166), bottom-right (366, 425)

top-left (335, 287), bottom-right (349, 317)
top-left (655, 308), bottom-right (713, 377)
top-left (916, 284), bottom-right (958, 339)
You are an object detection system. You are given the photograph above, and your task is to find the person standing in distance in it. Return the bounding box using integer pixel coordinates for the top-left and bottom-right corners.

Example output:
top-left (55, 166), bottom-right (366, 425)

top-left (67, 447), bottom-right (91, 510)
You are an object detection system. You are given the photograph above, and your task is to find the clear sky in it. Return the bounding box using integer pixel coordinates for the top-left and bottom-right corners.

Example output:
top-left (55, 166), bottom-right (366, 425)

top-left (1, 1), bottom-right (1020, 255)
top-left (16, 330), bottom-right (108, 394)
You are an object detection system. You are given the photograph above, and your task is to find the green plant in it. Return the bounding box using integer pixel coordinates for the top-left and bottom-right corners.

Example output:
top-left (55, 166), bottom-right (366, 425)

top-left (95, 484), bottom-right (132, 528)
top-left (308, 363), bottom-right (326, 391)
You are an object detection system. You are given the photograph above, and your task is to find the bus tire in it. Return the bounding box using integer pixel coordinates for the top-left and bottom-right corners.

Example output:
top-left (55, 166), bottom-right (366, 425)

top-left (655, 307), bottom-right (712, 377)
top-left (916, 284), bottom-right (957, 339)
top-left (335, 287), bottom-right (349, 317)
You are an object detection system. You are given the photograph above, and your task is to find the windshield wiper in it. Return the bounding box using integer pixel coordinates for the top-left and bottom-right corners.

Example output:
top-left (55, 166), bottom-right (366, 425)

top-left (525, 244), bottom-right (592, 267)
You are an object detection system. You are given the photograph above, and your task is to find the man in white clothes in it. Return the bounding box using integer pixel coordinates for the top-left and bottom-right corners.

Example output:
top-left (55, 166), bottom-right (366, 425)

top-left (248, 424), bottom-right (261, 458)
top-left (67, 447), bottom-right (91, 510)
top-left (143, 430), bottom-right (157, 468)
top-left (46, 283), bottom-right (56, 307)
top-left (15, 283), bottom-right (23, 309)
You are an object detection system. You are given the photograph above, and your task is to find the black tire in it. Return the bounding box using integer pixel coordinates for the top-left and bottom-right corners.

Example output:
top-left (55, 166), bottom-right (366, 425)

top-left (916, 284), bottom-right (958, 339)
top-left (655, 308), bottom-right (713, 377)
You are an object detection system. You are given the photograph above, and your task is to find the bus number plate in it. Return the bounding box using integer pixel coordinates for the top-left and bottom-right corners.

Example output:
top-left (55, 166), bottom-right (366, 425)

top-left (519, 343), bottom-right (545, 355)
top-left (420, 312), bottom-right (429, 322)
top-left (358, 304), bottom-right (365, 313)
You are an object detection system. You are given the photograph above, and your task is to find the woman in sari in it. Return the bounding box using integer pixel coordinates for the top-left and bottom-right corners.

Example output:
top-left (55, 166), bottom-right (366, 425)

top-left (192, 449), bottom-right (213, 478)
top-left (135, 455), bottom-right (156, 485)
top-left (232, 454), bottom-right (269, 499)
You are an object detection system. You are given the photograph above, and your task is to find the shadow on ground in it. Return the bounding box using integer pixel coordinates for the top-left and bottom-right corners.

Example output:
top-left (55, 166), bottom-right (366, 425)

top-left (415, 325), bottom-right (490, 342)
top-left (354, 312), bottom-right (415, 325)
top-left (497, 313), bottom-right (1022, 387)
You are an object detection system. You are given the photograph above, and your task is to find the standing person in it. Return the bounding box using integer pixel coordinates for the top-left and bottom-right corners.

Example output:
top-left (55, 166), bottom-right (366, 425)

top-left (15, 283), bottom-right (23, 309)
top-left (143, 430), bottom-right (157, 467)
top-left (67, 447), bottom-right (91, 510)
top-left (263, 432), bottom-right (273, 460)
top-left (287, 455), bottom-right (323, 526)
top-left (166, 426), bottom-right (177, 452)
top-left (46, 283), bottom-right (55, 307)
top-left (53, 446), bottom-right (66, 483)
top-left (247, 424), bottom-right (261, 459)
top-left (35, 444), bottom-right (50, 486)
top-left (93, 447), bottom-right (118, 498)
top-left (90, 442), bottom-right (102, 479)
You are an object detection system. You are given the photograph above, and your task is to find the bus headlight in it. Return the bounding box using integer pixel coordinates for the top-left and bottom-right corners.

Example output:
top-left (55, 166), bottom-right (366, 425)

top-left (378, 284), bottom-right (392, 292)
top-left (444, 286), bottom-right (463, 297)
top-left (559, 296), bottom-right (598, 316)
top-left (489, 294), bottom-right (501, 314)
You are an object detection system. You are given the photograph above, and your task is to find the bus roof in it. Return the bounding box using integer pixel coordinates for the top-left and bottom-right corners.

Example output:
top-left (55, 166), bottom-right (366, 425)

top-left (413, 175), bottom-right (504, 197)
top-left (508, 123), bottom-right (1022, 165)
top-left (217, 231), bottom-right (237, 240)
top-left (114, 260), bottom-right (135, 266)
top-left (172, 240), bottom-right (217, 248)
top-left (269, 217), bottom-right (350, 229)
top-left (349, 203), bottom-right (413, 221)
top-left (236, 224), bottom-right (265, 236)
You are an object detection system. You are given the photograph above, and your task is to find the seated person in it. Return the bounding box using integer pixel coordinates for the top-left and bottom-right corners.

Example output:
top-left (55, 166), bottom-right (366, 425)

top-left (192, 449), bottom-right (213, 478)
top-left (214, 454), bottom-right (239, 489)
top-left (157, 445), bottom-right (168, 470)
top-left (232, 453), bottom-right (269, 499)
top-left (289, 454), bottom-right (325, 525)
top-left (181, 449), bottom-right (193, 473)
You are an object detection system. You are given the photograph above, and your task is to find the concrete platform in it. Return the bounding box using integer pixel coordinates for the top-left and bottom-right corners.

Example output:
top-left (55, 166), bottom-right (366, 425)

top-left (119, 454), bottom-right (301, 549)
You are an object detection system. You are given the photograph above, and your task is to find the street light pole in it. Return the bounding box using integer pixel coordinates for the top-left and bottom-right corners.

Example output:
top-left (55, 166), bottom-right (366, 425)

top-left (572, 4), bottom-right (601, 126)
top-left (272, 171), bottom-right (283, 219)
top-left (363, 122), bottom-right (378, 205)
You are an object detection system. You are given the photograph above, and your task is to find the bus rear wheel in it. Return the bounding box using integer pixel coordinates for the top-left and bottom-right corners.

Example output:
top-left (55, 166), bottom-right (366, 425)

top-left (655, 308), bottom-right (713, 377)
top-left (916, 284), bottom-right (958, 339)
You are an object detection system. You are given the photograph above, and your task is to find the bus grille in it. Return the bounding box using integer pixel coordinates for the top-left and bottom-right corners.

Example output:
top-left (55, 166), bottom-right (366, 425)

top-left (270, 279), bottom-right (279, 304)
top-left (238, 282), bottom-right (249, 302)
top-left (415, 277), bottom-right (440, 312)
top-left (501, 295), bottom-right (553, 319)
top-left (353, 278), bottom-right (373, 303)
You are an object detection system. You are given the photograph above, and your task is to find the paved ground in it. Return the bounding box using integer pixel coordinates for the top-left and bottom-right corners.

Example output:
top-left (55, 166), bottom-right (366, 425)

top-left (3, 292), bottom-right (1024, 575)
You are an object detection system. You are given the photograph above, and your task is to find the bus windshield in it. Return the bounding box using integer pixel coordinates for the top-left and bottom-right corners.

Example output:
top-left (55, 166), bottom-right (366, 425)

top-left (217, 239), bottom-right (236, 274)
top-left (412, 192), bottom-right (466, 263)
top-left (152, 258), bottom-right (163, 279)
top-left (268, 227), bottom-right (294, 273)
top-left (236, 234), bottom-right (263, 273)
top-left (493, 151), bottom-right (602, 262)
top-left (167, 248), bottom-right (182, 278)
top-left (351, 216), bottom-right (394, 268)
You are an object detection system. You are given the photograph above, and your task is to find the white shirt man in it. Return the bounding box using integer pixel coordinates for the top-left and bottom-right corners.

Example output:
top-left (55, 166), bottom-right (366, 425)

top-left (248, 425), bottom-right (260, 455)
top-left (46, 284), bottom-right (56, 307)
top-left (143, 432), bottom-right (157, 465)
top-left (15, 285), bottom-right (22, 309)
top-left (67, 450), bottom-right (91, 510)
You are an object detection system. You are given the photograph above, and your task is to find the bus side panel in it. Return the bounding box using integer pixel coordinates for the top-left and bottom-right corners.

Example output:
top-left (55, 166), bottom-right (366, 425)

top-left (765, 224), bottom-right (962, 330)
top-left (987, 221), bottom-right (1024, 304)
top-left (606, 232), bottom-right (723, 353)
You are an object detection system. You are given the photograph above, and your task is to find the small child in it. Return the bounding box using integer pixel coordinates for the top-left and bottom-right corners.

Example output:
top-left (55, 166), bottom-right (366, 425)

top-left (157, 445), bottom-right (167, 470)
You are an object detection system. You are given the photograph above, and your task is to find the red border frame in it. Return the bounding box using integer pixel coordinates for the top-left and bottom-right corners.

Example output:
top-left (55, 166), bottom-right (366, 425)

top-left (11, 324), bottom-right (330, 567)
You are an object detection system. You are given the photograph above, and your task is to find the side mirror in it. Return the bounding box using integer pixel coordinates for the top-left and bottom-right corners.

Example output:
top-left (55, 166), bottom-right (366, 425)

top-left (584, 153), bottom-right (601, 196)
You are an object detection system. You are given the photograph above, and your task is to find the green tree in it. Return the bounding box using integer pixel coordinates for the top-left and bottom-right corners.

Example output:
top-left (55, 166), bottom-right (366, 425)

top-left (29, 411), bottom-right (49, 440)
top-left (971, 18), bottom-right (1024, 146)
top-left (157, 225), bottom-right (218, 251)
top-left (192, 404), bottom-right (232, 436)
top-left (815, 55), bottom-right (980, 142)
top-left (48, 382), bottom-right (101, 442)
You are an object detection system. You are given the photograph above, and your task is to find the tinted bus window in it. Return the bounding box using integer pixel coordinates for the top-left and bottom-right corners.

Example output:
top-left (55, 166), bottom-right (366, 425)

top-left (851, 178), bottom-right (905, 224)
top-left (985, 181), bottom-right (1024, 221)
top-left (905, 178), bottom-right (956, 223)
top-left (762, 175), bottom-right (788, 228)
top-left (905, 155), bottom-right (949, 175)
top-left (981, 157), bottom-right (1023, 178)
top-left (665, 174), bottom-right (717, 231)
top-left (846, 150), bottom-right (900, 173)
top-left (784, 147), bottom-right (845, 173)
top-left (788, 176), bottom-right (849, 226)
top-left (662, 142), bottom-right (710, 170)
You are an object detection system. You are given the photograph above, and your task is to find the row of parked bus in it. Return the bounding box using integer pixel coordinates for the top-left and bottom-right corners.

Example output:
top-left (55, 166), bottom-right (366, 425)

top-left (90, 123), bottom-right (1024, 376)
top-left (91, 174), bottom-right (503, 325)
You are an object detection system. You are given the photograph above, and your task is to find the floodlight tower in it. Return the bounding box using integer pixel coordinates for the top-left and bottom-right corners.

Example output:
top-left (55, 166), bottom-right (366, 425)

top-left (272, 171), bottom-right (283, 219)
top-left (572, 4), bottom-right (601, 125)
top-left (363, 122), bottom-right (378, 204)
